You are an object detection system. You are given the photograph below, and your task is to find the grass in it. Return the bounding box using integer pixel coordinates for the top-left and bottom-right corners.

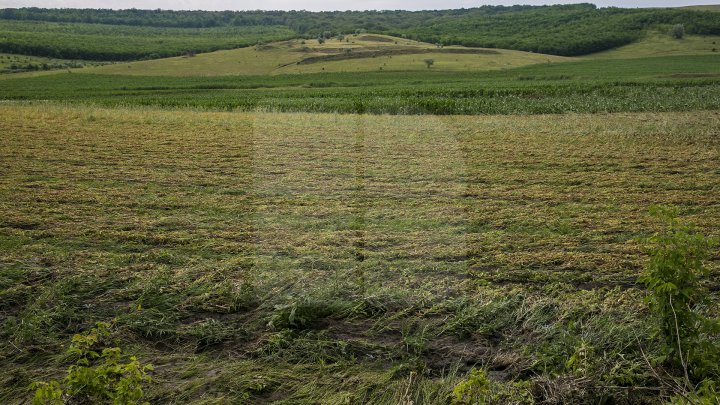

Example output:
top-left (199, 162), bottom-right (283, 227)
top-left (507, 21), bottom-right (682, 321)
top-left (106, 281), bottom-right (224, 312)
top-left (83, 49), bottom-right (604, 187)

top-left (0, 103), bottom-right (718, 403)
top-left (589, 32), bottom-right (720, 59)
top-left (84, 34), bottom-right (568, 76)
top-left (1, 54), bottom-right (719, 115)
top-left (0, 53), bottom-right (107, 73)
top-left (682, 5), bottom-right (720, 12)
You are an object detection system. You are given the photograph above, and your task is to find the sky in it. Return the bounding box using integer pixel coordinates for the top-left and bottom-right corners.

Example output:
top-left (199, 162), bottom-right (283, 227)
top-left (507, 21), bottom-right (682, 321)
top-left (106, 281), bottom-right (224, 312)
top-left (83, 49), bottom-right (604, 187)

top-left (0, 0), bottom-right (717, 11)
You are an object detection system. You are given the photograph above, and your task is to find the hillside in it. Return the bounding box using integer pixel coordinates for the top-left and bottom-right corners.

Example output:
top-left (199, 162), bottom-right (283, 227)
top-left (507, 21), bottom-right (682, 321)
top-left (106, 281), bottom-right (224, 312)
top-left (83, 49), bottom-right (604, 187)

top-left (2, 4), bottom-right (720, 59)
top-left (683, 5), bottom-right (720, 12)
top-left (589, 32), bottom-right (720, 59)
top-left (87, 34), bottom-right (568, 76)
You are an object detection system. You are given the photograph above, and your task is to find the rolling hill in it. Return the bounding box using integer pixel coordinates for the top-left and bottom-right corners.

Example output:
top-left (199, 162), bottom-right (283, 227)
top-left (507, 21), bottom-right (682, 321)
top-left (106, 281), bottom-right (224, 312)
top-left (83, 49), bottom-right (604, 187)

top-left (86, 34), bottom-right (569, 76)
top-left (1, 4), bottom-right (720, 60)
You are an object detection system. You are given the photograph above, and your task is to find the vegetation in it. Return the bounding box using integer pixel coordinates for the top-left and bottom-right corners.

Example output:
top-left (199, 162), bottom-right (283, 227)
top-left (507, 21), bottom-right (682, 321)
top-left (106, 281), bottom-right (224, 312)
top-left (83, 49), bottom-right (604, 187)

top-left (0, 4), bottom-right (719, 404)
top-left (589, 33), bottom-right (720, 59)
top-left (0, 19), bottom-right (295, 61)
top-left (74, 35), bottom-right (567, 77)
top-left (1, 4), bottom-right (720, 59)
top-left (0, 104), bottom-right (718, 403)
top-left (31, 322), bottom-right (153, 404)
top-left (0, 52), bottom-right (103, 73)
top-left (1, 54), bottom-right (718, 114)
top-left (639, 206), bottom-right (719, 401)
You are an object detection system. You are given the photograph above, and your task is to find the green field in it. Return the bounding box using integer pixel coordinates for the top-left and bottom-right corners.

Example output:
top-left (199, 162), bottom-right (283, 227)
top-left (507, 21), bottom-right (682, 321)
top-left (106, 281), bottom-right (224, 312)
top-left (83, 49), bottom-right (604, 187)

top-left (1, 104), bottom-right (718, 403)
top-left (83, 35), bottom-right (569, 76)
top-left (589, 33), bottom-right (720, 58)
top-left (1, 4), bottom-right (720, 405)
top-left (1, 54), bottom-right (719, 114)
top-left (0, 53), bottom-right (108, 73)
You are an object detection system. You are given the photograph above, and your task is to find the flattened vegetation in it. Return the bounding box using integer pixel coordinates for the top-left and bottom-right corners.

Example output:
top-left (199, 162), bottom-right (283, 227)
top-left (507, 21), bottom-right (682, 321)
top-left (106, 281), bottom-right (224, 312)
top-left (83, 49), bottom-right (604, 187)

top-left (1, 105), bottom-right (718, 403)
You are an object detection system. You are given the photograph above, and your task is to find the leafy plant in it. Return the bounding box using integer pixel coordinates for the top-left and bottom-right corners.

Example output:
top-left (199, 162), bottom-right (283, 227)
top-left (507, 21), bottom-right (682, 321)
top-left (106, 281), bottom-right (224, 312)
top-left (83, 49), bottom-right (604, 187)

top-left (452, 368), bottom-right (490, 404)
top-left (639, 205), bottom-right (719, 381)
top-left (30, 321), bottom-right (153, 405)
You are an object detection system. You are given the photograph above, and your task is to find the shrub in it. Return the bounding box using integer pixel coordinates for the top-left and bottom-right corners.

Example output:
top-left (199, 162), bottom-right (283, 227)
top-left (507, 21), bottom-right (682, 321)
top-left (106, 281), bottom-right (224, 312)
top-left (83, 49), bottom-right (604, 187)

top-left (639, 205), bottom-right (719, 381)
top-left (671, 24), bottom-right (685, 39)
top-left (30, 322), bottom-right (153, 405)
top-left (452, 368), bottom-right (490, 404)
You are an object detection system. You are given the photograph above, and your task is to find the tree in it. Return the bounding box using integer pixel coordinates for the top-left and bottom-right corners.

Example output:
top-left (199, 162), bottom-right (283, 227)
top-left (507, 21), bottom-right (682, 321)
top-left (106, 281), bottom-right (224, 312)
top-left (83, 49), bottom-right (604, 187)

top-left (671, 24), bottom-right (685, 39)
top-left (423, 58), bottom-right (434, 68)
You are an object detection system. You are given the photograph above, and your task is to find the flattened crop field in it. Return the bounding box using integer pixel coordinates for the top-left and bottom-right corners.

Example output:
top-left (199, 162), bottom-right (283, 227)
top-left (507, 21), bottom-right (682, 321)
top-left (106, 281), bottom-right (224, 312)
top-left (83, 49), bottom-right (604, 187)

top-left (1, 105), bottom-right (719, 402)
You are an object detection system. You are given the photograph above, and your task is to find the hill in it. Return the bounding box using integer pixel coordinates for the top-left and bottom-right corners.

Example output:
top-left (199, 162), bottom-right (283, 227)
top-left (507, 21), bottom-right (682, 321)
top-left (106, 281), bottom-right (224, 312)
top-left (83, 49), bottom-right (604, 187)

top-left (87, 34), bottom-right (568, 76)
top-left (683, 5), bottom-right (720, 12)
top-left (2, 4), bottom-right (720, 60)
top-left (589, 32), bottom-right (720, 59)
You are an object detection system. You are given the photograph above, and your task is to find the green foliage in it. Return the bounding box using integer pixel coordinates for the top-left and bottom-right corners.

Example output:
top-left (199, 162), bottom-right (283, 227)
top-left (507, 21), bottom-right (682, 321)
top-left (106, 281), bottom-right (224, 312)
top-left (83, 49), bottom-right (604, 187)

top-left (29, 381), bottom-right (62, 405)
top-left (1, 54), bottom-right (719, 115)
top-left (452, 368), bottom-right (490, 404)
top-left (639, 205), bottom-right (719, 380)
top-left (0, 20), bottom-right (295, 60)
top-left (672, 24), bottom-right (686, 39)
top-left (2, 5), bottom-right (720, 56)
top-left (30, 322), bottom-right (153, 405)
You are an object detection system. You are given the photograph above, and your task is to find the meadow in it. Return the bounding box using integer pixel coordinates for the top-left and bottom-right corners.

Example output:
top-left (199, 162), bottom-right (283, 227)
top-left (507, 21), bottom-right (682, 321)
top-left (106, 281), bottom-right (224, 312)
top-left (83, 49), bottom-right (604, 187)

top-left (1, 104), bottom-right (719, 403)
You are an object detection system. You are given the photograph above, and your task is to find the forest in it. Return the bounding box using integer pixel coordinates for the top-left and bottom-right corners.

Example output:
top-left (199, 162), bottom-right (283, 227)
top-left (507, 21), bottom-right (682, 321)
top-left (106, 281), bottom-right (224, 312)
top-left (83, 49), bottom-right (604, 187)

top-left (1, 4), bottom-right (719, 59)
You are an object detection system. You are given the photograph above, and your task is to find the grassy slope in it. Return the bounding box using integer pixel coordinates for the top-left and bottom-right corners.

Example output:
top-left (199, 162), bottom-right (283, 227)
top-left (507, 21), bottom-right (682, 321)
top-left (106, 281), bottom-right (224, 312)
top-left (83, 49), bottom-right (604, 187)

top-left (0, 53), bottom-right (107, 71)
top-left (86, 34), bottom-right (568, 76)
top-left (589, 32), bottom-right (720, 59)
top-left (1, 104), bottom-right (718, 403)
top-left (682, 4), bottom-right (720, 11)
top-left (83, 30), bottom-right (720, 77)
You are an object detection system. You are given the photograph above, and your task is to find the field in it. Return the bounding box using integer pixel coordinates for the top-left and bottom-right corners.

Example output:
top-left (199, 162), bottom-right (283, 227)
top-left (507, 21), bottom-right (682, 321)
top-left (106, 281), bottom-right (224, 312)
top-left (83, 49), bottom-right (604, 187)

top-left (1, 55), bottom-right (719, 115)
top-left (1, 4), bottom-right (720, 404)
top-left (0, 53), bottom-right (107, 73)
top-left (590, 33), bottom-right (720, 59)
top-left (1, 104), bottom-right (718, 403)
top-left (84, 35), bottom-right (568, 76)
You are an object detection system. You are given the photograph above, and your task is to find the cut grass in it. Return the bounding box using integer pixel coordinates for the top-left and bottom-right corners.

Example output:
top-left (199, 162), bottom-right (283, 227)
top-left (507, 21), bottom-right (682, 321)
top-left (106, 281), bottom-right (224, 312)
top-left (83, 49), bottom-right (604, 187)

top-left (0, 104), bottom-right (718, 403)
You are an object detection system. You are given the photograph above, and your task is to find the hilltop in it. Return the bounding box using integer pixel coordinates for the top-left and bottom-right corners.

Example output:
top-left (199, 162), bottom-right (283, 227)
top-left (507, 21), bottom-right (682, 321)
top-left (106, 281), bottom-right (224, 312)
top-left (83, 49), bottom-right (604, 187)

top-left (87, 34), bottom-right (568, 76)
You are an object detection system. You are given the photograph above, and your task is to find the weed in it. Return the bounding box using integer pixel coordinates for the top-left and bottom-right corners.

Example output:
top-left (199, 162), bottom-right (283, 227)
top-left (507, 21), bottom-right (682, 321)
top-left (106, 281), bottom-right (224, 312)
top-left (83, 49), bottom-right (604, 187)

top-left (452, 368), bottom-right (490, 404)
top-left (30, 322), bottom-right (153, 405)
top-left (639, 205), bottom-right (719, 379)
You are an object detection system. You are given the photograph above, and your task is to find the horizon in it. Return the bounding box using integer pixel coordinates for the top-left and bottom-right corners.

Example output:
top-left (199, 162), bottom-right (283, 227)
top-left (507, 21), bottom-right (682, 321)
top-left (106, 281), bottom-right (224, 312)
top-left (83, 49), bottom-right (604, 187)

top-left (0, 1), bottom-right (718, 12)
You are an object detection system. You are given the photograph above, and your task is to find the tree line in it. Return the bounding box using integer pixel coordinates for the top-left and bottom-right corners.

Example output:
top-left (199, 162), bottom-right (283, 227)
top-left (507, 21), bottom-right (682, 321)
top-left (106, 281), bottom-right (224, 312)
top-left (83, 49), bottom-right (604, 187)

top-left (1, 4), bottom-right (719, 59)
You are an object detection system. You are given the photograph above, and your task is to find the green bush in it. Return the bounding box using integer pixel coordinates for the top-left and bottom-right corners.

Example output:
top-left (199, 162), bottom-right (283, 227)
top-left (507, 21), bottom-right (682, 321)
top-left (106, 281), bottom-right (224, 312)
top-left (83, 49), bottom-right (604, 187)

top-left (639, 205), bottom-right (719, 383)
top-left (30, 322), bottom-right (153, 405)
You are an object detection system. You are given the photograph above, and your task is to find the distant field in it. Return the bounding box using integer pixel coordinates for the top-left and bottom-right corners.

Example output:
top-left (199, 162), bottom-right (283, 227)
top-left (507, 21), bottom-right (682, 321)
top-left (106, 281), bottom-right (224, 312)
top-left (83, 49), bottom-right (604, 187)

top-left (1, 104), bottom-right (718, 403)
top-left (589, 33), bottom-right (720, 59)
top-left (1, 54), bottom-right (719, 114)
top-left (0, 52), bottom-right (107, 73)
top-left (683, 4), bottom-right (720, 12)
top-left (86, 34), bottom-right (568, 76)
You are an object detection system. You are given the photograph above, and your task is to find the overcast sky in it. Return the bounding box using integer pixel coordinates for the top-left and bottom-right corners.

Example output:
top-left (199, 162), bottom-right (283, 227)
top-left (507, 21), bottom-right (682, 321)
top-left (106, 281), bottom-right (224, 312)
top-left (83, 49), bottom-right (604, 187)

top-left (0, 0), bottom-right (716, 11)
